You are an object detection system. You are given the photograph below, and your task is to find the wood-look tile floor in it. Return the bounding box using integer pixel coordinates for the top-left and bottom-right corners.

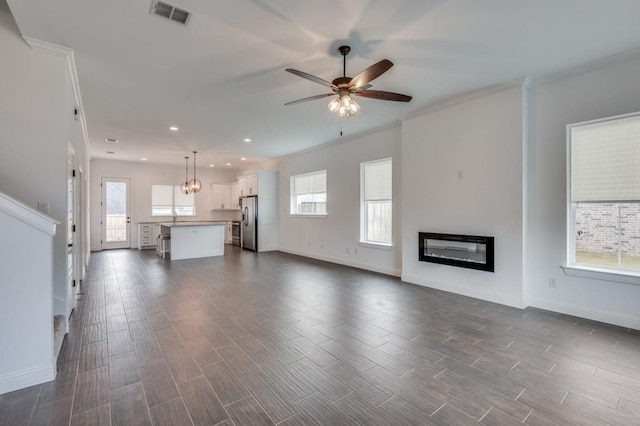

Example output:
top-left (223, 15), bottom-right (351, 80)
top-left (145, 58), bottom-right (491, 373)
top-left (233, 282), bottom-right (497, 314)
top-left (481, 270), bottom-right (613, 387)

top-left (2, 247), bottom-right (640, 425)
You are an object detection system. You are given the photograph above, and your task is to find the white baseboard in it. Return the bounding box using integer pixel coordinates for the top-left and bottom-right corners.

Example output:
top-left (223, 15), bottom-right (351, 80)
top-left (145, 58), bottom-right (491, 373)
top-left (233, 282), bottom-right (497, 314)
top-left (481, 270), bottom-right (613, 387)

top-left (401, 273), bottom-right (526, 309)
top-left (0, 363), bottom-right (55, 395)
top-left (278, 248), bottom-right (401, 277)
top-left (527, 296), bottom-right (640, 330)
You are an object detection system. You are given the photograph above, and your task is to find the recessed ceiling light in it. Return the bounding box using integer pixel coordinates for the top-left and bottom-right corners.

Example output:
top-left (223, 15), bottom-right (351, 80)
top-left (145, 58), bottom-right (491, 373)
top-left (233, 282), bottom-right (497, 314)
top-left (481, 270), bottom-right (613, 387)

top-left (226, 163), bottom-right (232, 166)
top-left (141, 158), bottom-right (147, 161)
top-left (241, 157), bottom-right (246, 161)
top-left (209, 164), bottom-right (214, 167)
top-left (169, 126), bottom-right (179, 131)
top-left (106, 151), bottom-right (115, 154)
top-left (244, 138), bottom-right (251, 142)
top-left (105, 138), bottom-right (118, 143)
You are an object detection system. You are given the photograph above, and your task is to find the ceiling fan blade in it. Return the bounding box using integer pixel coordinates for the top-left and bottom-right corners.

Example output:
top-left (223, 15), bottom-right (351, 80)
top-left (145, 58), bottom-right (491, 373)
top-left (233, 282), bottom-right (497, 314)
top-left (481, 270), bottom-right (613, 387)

top-left (285, 93), bottom-right (335, 106)
top-left (286, 68), bottom-right (337, 90)
top-left (349, 59), bottom-right (393, 89)
top-left (355, 89), bottom-right (412, 102)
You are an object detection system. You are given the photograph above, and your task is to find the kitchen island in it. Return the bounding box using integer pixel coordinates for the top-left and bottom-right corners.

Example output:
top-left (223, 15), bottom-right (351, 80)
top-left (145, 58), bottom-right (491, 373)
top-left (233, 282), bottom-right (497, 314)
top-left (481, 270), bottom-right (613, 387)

top-left (160, 222), bottom-right (225, 260)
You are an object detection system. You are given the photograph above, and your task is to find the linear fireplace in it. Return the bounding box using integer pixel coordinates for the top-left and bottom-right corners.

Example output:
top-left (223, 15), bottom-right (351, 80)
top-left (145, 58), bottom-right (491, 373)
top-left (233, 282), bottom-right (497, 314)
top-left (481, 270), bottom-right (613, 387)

top-left (419, 232), bottom-right (494, 272)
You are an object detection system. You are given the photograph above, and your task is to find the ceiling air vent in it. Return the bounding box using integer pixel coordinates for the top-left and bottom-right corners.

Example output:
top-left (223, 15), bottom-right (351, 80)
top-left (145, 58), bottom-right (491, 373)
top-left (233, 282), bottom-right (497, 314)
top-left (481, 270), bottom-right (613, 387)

top-left (150, 0), bottom-right (191, 25)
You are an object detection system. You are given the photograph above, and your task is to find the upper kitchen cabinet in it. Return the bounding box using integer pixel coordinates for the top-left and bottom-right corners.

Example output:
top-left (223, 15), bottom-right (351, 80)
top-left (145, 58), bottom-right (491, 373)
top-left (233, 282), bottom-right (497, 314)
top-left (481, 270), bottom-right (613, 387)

top-left (246, 173), bottom-right (258, 196)
top-left (211, 183), bottom-right (232, 210)
top-left (230, 181), bottom-right (240, 209)
top-left (238, 173), bottom-right (259, 197)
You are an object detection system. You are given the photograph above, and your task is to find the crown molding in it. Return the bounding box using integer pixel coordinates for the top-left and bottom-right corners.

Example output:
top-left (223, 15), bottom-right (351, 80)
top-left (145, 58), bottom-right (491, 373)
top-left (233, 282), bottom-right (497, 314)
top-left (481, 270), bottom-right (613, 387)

top-left (533, 47), bottom-right (640, 86)
top-left (403, 76), bottom-right (528, 121)
top-left (22, 37), bottom-right (90, 147)
top-left (276, 120), bottom-right (402, 163)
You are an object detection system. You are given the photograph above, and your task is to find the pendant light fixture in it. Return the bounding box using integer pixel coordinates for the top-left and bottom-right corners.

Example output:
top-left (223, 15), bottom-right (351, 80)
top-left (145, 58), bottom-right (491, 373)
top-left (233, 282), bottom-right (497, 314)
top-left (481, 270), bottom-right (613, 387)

top-left (180, 156), bottom-right (191, 194)
top-left (188, 151), bottom-right (202, 193)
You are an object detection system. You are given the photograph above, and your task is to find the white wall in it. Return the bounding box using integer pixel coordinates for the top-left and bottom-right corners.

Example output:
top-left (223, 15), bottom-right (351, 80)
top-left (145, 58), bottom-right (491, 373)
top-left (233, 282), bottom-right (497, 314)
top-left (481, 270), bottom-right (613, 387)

top-left (90, 158), bottom-right (242, 250)
top-left (278, 125), bottom-right (402, 276)
top-left (0, 197), bottom-right (56, 393)
top-left (401, 85), bottom-right (525, 308)
top-left (0, 8), bottom-right (88, 319)
top-left (526, 57), bottom-right (640, 329)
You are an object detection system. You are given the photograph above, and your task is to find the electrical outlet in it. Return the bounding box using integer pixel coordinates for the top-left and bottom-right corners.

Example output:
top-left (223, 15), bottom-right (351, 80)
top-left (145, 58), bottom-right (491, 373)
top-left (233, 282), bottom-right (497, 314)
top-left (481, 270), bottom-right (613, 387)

top-left (548, 277), bottom-right (557, 288)
top-left (457, 170), bottom-right (464, 179)
top-left (320, 243), bottom-right (324, 249)
top-left (308, 241), bottom-right (311, 247)
top-left (346, 247), bottom-right (350, 254)
top-left (354, 248), bottom-right (358, 254)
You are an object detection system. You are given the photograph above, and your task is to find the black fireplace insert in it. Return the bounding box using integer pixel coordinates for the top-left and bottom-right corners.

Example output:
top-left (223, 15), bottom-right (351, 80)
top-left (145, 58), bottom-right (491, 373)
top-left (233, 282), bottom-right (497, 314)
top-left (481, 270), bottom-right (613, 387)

top-left (419, 232), bottom-right (494, 272)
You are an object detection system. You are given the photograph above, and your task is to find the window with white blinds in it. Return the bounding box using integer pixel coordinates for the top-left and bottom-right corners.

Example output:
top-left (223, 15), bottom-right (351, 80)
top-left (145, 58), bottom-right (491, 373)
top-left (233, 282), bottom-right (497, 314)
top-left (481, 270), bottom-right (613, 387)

top-left (151, 185), bottom-right (195, 216)
top-left (290, 170), bottom-right (327, 215)
top-left (568, 112), bottom-right (640, 273)
top-left (361, 158), bottom-right (392, 245)
top-left (571, 114), bottom-right (640, 202)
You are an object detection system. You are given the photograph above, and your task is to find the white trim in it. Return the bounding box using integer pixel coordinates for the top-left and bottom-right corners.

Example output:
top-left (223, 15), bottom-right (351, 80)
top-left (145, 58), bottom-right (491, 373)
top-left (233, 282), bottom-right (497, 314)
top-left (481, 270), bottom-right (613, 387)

top-left (533, 46), bottom-right (640, 87)
top-left (358, 241), bottom-right (393, 251)
top-left (403, 77), bottom-right (528, 121)
top-left (278, 248), bottom-right (401, 277)
top-left (289, 214), bottom-right (327, 219)
top-left (0, 363), bottom-right (56, 395)
top-left (561, 265), bottom-right (640, 286)
top-left (0, 191), bottom-right (59, 235)
top-left (276, 121), bottom-right (401, 162)
top-left (22, 37), bottom-right (90, 150)
top-left (528, 296), bottom-right (640, 331)
top-left (401, 273), bottom-right (526, 309)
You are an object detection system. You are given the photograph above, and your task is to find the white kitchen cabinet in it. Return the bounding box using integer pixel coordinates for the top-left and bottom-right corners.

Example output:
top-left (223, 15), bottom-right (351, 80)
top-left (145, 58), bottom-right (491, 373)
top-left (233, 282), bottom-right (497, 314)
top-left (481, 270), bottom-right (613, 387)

top-left (246, 173), bottom-right (258, 195)
top-left (238, 176), bottom-right (247, 197)
top-left (225, 221), bottom-right (232, 243)
top-left (138, 222), bottom-right (159, 249)
top-left (230, 181), bottom-right (240, 209)
top-left (211, 184), bottom-right (232, 210)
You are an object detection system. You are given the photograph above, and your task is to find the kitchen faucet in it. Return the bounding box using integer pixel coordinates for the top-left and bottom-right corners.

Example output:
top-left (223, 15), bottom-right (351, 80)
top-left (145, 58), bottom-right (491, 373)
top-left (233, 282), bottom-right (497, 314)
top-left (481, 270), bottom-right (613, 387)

top-left (173, 211), bottom-right (177, 222)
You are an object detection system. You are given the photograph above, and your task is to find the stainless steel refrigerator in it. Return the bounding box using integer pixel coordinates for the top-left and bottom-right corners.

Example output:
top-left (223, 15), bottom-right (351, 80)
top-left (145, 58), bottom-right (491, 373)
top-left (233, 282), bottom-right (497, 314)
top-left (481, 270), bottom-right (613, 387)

top-left (241, 195), bottom-right (257, 251)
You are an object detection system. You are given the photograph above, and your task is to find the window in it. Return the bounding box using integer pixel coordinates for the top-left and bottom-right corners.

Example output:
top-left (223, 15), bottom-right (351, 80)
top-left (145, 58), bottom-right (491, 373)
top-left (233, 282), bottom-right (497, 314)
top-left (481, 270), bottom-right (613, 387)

top-left (568, 112), bottom-right (640, 273)
top-left (151, 185), bottom-right (195, 216)
top-left (290, 170), bottom-right (327, 215)
top-left (361, 158), bottom-right (392, 245)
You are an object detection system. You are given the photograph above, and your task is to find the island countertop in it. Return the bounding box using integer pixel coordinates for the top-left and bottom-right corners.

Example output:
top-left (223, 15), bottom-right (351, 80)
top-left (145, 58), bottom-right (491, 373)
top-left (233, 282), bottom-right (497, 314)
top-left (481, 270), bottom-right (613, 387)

top-left (160, 221), bottom-right (226, 227)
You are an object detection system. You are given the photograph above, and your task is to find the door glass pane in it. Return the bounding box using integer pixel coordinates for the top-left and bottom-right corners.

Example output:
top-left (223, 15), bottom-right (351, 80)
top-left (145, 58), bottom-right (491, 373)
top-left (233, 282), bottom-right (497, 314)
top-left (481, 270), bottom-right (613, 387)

top-left (106, 182), bottom-right (127, 242)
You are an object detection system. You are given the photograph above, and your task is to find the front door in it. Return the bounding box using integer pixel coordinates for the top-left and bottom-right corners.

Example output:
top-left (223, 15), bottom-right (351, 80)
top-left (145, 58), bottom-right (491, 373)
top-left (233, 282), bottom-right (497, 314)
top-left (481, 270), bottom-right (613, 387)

top-left (101, 177), bottom-right (131, 249)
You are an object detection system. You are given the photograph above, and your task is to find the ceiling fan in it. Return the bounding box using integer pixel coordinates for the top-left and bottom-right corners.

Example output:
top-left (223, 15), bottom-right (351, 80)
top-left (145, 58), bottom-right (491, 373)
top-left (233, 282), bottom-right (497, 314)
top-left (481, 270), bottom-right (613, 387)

top-left (285, 45), bottom-right (412, 118)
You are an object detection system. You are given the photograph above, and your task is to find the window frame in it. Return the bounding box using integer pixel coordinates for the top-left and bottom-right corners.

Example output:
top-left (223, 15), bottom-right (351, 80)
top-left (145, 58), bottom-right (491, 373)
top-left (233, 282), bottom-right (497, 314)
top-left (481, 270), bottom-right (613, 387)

top-left (360, 158), bottom-right (392, 247)
top-left (565, 111), bottom-right (640, 284)
top-left (290, 170), bottom-right (328, 217)
top-left (151, 184), bottom-right (196, 217)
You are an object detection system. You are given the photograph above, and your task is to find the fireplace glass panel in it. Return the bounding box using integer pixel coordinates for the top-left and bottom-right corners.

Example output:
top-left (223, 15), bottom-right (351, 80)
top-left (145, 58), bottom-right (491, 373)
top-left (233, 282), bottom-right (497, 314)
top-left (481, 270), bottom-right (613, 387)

top-left (419, 232), bottom-right (494, 272)
top-left (425, 239), bottom-right (487, 264)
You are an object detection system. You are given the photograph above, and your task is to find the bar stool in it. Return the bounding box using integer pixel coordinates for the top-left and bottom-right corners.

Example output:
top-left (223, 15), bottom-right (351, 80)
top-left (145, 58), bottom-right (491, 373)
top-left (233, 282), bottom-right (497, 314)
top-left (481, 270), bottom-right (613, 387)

top-left (156, 234), bottom-right (171, 258)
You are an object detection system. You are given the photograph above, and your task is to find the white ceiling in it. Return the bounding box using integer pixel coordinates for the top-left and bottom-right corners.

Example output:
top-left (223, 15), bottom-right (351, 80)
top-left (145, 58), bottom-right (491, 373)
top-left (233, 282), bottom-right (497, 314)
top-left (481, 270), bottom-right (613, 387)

top-left (7, 0), bottom-right (640, 168)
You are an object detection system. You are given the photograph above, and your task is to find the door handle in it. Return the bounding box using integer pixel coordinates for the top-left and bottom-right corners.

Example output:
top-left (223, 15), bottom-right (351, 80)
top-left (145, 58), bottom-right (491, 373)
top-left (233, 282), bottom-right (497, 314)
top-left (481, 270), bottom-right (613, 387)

top-left (68, 243), bottom-right (73, 247)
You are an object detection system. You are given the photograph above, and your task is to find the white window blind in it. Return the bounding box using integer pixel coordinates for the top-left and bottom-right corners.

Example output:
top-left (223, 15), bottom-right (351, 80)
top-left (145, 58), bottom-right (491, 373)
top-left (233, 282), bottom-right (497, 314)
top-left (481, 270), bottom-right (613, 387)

top-left (571, 114), bottom-right (640, 202)
top-left (290, 170), bottom-right (327, 215)
top-left (364, 159), bottom-right (392, 201)
top-left (152, 184), bottom-right (195, 216)
top-left (152, 185), bottom-right (173, 206)
top-left (361, 158), bottom-right (392, 245)
top-left (173, 186), bottom-right (194, 208)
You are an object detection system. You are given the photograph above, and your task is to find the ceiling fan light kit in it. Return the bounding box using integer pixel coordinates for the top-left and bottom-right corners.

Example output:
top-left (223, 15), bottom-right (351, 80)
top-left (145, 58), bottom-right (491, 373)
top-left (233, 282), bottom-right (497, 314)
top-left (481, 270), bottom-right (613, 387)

top-left (285, 45), bottom-right (412, 118)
